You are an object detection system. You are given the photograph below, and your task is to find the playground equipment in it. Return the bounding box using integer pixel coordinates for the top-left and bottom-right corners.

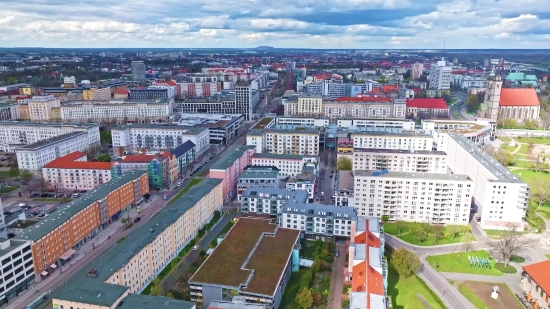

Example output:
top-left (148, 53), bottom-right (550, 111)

top-left (467, 255), bottom-right (492, 268)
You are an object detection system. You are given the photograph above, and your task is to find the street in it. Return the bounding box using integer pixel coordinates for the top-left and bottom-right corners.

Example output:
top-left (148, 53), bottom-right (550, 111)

top-left (314, 149), bottom-right (337, 204)
top-left (327, 243), bottom-right (346, 309)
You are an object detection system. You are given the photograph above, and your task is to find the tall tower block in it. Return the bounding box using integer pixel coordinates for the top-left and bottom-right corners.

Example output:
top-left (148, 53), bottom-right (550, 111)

top-left (484, 71), bottom-right (502, 121)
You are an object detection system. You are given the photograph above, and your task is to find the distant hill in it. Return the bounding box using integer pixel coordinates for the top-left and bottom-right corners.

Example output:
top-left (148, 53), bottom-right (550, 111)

top-left (255, 46), bottom-right (275, 50)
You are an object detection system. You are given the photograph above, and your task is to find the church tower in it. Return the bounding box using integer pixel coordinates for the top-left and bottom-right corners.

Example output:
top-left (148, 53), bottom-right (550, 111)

top-left (484, 70), bottom-right (502, 121)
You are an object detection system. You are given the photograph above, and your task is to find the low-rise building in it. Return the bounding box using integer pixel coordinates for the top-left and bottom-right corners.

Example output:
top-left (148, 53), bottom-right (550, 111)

top-left (0, 239), bottom-right (34, 305)
top-left (175, 113), bottom-right (244, 145)
top-left (15, 131), bottom-right (91, 171)
top-left (406, 98), bottom-right (449, 119)
top-left (337, 118), bottom-right (415, 130)
top-left (42, 151), bottom-right (112, 191)
top-left (208, 299), bottom-right (267, 309)
top-left (189, 218), bottom-right (301, 309)
top-left (240, 187), bottom-right (309, 218)
top-left (351, 149), bottom-right (448, 174)
top-left (251, 153), bottom-right (318, 177)
top-left (209, 145), bottom-right (256, 200)
top-left (237, 166), bottom-right (280, 201)
top-left (111, 152), bottom-right (177, 189)
top-left (279, 202), bottom-right (358, 240)
top-left (334, 171), bottom-right (355, 207)
top-left (169, 140), bottom-right (196, 178)
top-left (275, 116), bottom-right (329, 128)
top-left (422, 118), bottom-right (495, 145)
top-left (286, 168), bottom-right (317, 202)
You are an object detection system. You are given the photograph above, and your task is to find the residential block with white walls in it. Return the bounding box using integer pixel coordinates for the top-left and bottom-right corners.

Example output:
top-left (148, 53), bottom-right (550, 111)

top-left (247, 128), bottom-right (320, 156)
top-left (28, 95), bottom-right (60, 121)
top-left (352, 131), bottom-right (434, 151)
top-left (351, 149), bottom-right (447, 174)
top-left (240, 187), bottom-right (309, 216)
top-left (251, 153), bottom-right (319, 177)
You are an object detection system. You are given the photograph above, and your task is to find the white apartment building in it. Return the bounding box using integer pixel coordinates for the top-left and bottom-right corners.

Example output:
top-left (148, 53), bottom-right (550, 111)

top-left (411, 62), bottom-right (424, 80)
top-left (354, 170), bottom-right (473, 224)
top-left (428, 60), bottom-right (452, 90)
top-left (63, 76), bottom-right (76, 84)
top-left (111, 124), bottom-right (209, 155)
top-left (28, 95), bottom-right (61, 121)
top-left (352, 131), bottom-right (434, 151)
top-left (15, 131), bottom-right (90, 171)
top-left (42, 151), bottom-right (112, 191)
top-left (451, 75), bottom-right (487, 90)
top-left (441, 132), bottom-right (529, 230)
top-left (275, 116), bottom-right (329, 128)
top-left (283, 95), bottom-right (324, 117)
top-left (286, 169), bottom-right (317, 202)
top-left (279, 202), bottom-right (358, 239)
top-left (351, 149), bottom-right (447, 174)
top-left (323, 99), bottom-right (406, 120)
top-left (0, 104), bottom-right (19, 121)
top-left (240, 187), bottom-right (309, 216)
top-left (338, 118), bottom-right (415, 130)
top-left (0, 200), bottom-right (6, 238)
top-left (251, 153), bottom-right (319, 177)
top-left (58, 100), bottom-right (173, 123)
top-left (0, 239), bottom-right (35, 303)
top-left (0, 121), bottom-right (100, 152)
top-left (265, 129), bottom-right (319, 156)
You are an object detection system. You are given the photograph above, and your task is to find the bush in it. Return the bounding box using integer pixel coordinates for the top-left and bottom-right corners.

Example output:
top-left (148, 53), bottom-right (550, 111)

top-left (495, 263), bottom-right (517, 274)
top-left (510, 255), bottom-right (525, 263)
top-left (381, 215), bottom-right (390, 222)
top-left (199, 249), bottom-right (207, 256)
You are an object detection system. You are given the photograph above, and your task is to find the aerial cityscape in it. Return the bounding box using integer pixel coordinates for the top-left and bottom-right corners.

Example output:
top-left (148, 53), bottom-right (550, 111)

top-left (1, 5), bottom-right (550, 309)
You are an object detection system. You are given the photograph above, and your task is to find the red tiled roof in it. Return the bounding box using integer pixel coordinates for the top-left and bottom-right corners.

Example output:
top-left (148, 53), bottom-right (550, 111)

top-left (121, 155), bottom-right (155, 163)
top-left (114, 89), bottom-right (129, 94)
top-left (406, 98), bottom-right (448, 109)
top-left (499, 88), bottom-right (540, 107)
top-left (43, 151), bottom-right (111, 170)
top-left (337, 97), bottom-right (391, 103)
top-left (522, 260), bottom-right (550, 293)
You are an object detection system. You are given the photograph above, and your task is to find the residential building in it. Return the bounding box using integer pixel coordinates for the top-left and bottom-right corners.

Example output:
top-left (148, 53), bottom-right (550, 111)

top-left (189, 218), bottom-right (301, 309)
top-left (275, 116), bottom-right (329, 128)
top-left (0, 121), bottom-right (100, 152)
top-left (169, 140), bottom-right (196, 177)
top-left (248, 127), bottom-right (320, 155)
top-left (179, 81), bottom-right (221, 98)
top-left (0, 200), bottom-right (6, 238)
top-left (411, 62), bottom-right (424, 80)
top-left (334, 171), bottom-right (355, 207)
top-left (111, 124), bottom-right (209, 156)
top-left (286, 167), bottom-right (317, 202)
top-left (279, 202), bottom-right (358, 240)
top-left (51, 179), bottom-right (223, 309)
top-left (237, 166), bottom-right (280, 200)
top-left (320, 98), bottom-right (406, 120)
top-left (129, 86), bottom-right (176, 100)
top-left (28, 95), bottom-right (61, 121)
top-left (337, 118), bottom-right (415, 130)
top-left (240, 187), bottom-right (309, 217)
top-left (111, 152), bottom-right (177, 189)
top-left (176, 113), bottom-right (245, 145)
top-left (353, 131), bottom-right (434, 151)
top-left (283, 95), bottom-right (324, 117)
top-left (0, 103), bottom-right (19, 121)
top-left (57, 99), bottom-right (173, 123)
top-left (131, 61), bottom-right (146, 84)
top-left (42, 151), bottom-right (112, 191)
top-left (83, 87), bottom-right (111, 101)
top-left (428, 60), bottom-right (452, 90)
top-left (347, 217), bottom-right (388, 309)
top-left (15, 171), bottom-right (149, 277)
top-left (440, 132), bottom-right (529, 229)
top-left (406, 98), bottom-right (450, 119)
top-left (0, 239), bottom-right (34, 305)
top-left (113, 88), bottom-right (130, 99)
top-left (15, 131), bottom-right (91, 171)
top-left (251, 153), bottom-right (318, 177)
top-left (351, 149), bottom-right (447, 174)
top-left (209, 145), bottom-right (256, 200)
top-left (353, 170), bottom-right (473, 223)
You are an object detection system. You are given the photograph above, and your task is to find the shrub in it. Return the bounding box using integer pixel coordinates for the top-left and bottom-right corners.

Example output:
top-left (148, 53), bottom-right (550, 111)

top-left (495, 263), bottom-right (517, 274)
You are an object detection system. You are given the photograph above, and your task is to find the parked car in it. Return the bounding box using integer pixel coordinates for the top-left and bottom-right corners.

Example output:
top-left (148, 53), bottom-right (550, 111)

top-left (192, 245), bottom-right (199, 251)
top-left (37, 214), bottom-right (46, 220)
top-left (176, 183), bottom-right (181, 187)
top-left (335, 250), bottom-right (340, 257)
top-left (134, 217), bottom-right (141, 223)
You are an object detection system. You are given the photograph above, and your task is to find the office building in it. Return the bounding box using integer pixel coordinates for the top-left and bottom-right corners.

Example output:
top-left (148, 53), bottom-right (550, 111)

top-left (352, 130), bottom-right (434, 151)
top-left (169, 140), bottom-right (196, 177)
top-left (83, 87), bottom-right (111, 101)
top-left (51, 178), bottom-right (223, 309)
top-left (57, 99), bottom-right (173, 123)
top-left (347, 217), bottom-right (388, 309)
top-left (405, 98), bottom-right (450, 119)
top-left (0, 239), bottom-right (34, 305)
top-left (16, 171), bottom-right (149, 277)
top-left (440, 132), bottom-right (529, 229)
top-left (237, 166), bottom-right (280, 200)
top-left (251, 153), bottom-right (318, 177)
top-left (240, 187), bottom-right (309, 217)
top-left (27, 95), bottom-right (61, 121)
top-left (0, 121), bottom-right (100, 152)
top-left (411, 62), bottom-right (424, 80)
top-left (15, 131), bottom-right (91, 171)
top-left (129, 86), bottom-right (176, 100)
top-left (131, 61), bottom-right (146, 84)
top-left (286, 167), bottom-right (317, 202)
top-left (111, 124), bottom-right (209, 156)
top-left (353, 170), bottom-right (473, 223)
top-left (176, 113), bottom-right (245, 145)
top-left (111, 152), bottom-right (177, 189)
top-left (42, 151), bottom-right (112, 191)
top-left (351, 149), bottom-right (447, 174)
top-left (279, 202), bottom-right (358, 239)
top-left (428, 60), bottom-right (452, 90)
top-left (189, 218), bottom-right (301, 309)
top-left (209, 145), bottom-right (256, 200)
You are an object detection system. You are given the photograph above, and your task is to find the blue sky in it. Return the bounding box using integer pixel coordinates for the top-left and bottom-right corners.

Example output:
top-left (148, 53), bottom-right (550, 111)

top-left (1, 0), bottom-right (550, 48)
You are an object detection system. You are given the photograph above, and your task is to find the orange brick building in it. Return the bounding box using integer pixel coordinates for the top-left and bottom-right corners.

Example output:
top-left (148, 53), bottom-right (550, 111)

top-left (15, 170), bottom-right (149, 277)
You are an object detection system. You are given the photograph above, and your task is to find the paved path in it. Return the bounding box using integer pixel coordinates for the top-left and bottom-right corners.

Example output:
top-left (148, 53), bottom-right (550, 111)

top-left (327, 243), bottom-right (347, 309)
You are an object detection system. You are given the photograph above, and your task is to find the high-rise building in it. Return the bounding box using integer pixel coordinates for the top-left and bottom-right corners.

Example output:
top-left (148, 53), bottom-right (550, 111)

top-left (411, 62), bottom-right (424, 80)
top-left (131, 61), bottom-right (146, 84)
top-left (428, 60), bottom-right (452, 90)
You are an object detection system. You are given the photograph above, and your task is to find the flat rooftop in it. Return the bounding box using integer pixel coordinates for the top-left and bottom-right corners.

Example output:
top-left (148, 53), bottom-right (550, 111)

top-left (354, 129), bottom-right (432, 137)
top-left (241, 187), bottom-right (309, 203)
top-left (190, 218), bottom-right (300, 296)
top-left (354, 170), bottom-right (471, 181)
top-left (239, 166), bottom-right (279, 179)
top-left (282, 202), bottom-right (358, 220)
top-left (252, 153), bottom-right (304, 160)
top-left (353, 148), bottom-right (447, 156)
top-left (0, 239), bottom-right (30, 257)
top-left (336, 171), bottom-right (354, 192)
top-left (210, 145), bottom-right (255, 170)
top-left (0, 121), bottom-right (98, 129)
top-left (118, 294), bottom-right (195, 309)
top-left (252, 117), bottom-right (273, 130)
top-left (113, 124), bottom-right (208, 134)
top-left (14, 131), bottom-right (87, 150)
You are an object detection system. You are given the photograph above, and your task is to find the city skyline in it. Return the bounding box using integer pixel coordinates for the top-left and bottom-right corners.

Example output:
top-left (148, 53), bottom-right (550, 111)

top-left (1, 0), bottom-right (550, 48)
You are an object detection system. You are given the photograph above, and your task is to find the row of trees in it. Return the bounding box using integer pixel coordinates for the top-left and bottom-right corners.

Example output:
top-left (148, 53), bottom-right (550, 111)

top-left (391, 220), bottom-right (473, 245)
top-left (496, 118), bottom-right (540, 129)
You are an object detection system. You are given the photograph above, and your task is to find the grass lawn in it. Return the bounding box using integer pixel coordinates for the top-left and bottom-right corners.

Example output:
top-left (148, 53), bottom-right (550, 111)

top-left (0, 171), bottom-right (10, 177)
top-left (485, 229), bottom-right (528, 237)
top-left (513, 137), bottom-right (550, 145)
top-left (515, 145), bottom-right (531, 155)
top-left (513, 159), bottom-right (535, 168)
top-left (0, 185), bottom-right (19, 194)
top-left (387, 255), bottom-right (447, 309)
top-left (546, 254), bottom-right (550, 259)
top-left (427, 250), bottom-right (503, 276)
top-left (500, 144), bottom-right (518, 153)
top-left (458, 283), bottom-right (487, 309)
top-left (280, 268), bottom-right (307, 309)
top-left (456, 281), bottom-right (523, 309)
top-left (511, 169), bottom-right (550, 186)
top-left (299, 239), bottom-right (317, 258)
top-left (538, 206), bottom-right (550, 220)
top-left (169, 178), bottom-right (202, 204)
top-left (384, 221), bottom-right (472, 246)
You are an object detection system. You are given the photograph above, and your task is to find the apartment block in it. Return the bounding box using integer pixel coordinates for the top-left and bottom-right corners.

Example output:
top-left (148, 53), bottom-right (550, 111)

top-left (279, 202), bottom-right (358, 239)
top-left (111, 124), bottom-right (209, 156)
top-left (15, 131), bottom-right (91, 171)
top-left (15, 170), bottom-right (149, 277)
top-left (111, 152), bottom-right (177, 189)
top-left (263, 128), bottom-right (320, 156)
top-left (129, 86), bottom-right (176, 100)
top-left (351, 149), bottom-right (447, 174)
top-left (51, 179), bottom-right (223, 309)
top-left (209, 145), bottom-right (256, 200)
top-left (131, 61), bottom-right (146, 84)
top-left (240, 187), bottom-right (309, 217)
top-left (251, 153), bottom-right (319, 177)
top-left (347, 217), bottom-right (388, 309)
top-left (28, 95), bottom-right (60, 121)
top-left (0, 103), bottom-right (19, 121)
top-left (337, 118), bottom-right (415, 130)
top-left (42, 151), bottom-right (112, 191)
top-left (353, 131), bottom-right (434, 151)
top-left (0, 239), bottom-right (34, 304)
top-left (323, 99), bottom-right (406, 120)
top-left (411, 62), bottom-right (424, 80)
top-left (441, 132), bottom-right (529, 229)
top-left (0, 121), bottom-right (100, 152)
top-left (189, 218), bottom-right (300, 309)
top-left (275, 116), bottom-right (329, 128)
top-left (170, 140), bottom-right (196, 177)
top-left (405, 98), bottom-right (449, 119)
top-left (237, 166), bottom-right (280, 200)
top-left (283, 95), bottom-right (324, 117)
top-left (428, 60), bottom-right (452, 90)
top-left (83, 87), bottom-right (111, 101)
top-left (353, 170), bottom-right (473, 224)
top-left (286, 166), bottom-right (318, 202)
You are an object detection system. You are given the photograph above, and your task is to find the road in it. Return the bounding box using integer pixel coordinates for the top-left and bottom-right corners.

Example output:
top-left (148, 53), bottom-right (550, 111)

top-left (327, 243), bottom-right (346, 309)
top-left (314, 149), bottom-right (336, 204)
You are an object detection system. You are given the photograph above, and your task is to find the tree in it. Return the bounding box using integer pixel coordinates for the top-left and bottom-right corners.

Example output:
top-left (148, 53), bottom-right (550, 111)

top-left (295, 287), bottom-right (313, 309)
top-left (487, 223), bottom-right (531, 267)
top-left (448, 224), bottom-right (460, 240)
top-left (530, 153), bottom-right (549, 173)
top-left (150, 278), bottom-right (163, 296)
top-left (524, 120), bottom-right (539, 130)
top-left (312, 292), bottom-right (323, 306)
top-left (413, 225), bottom-right (428, 242)
top-left (300, 269), bottom-right (313, 288)
top-left (20, 169), bottom-right (34, 196)
top-left (432, 225), bottom-right (445, 244)
top-left (336, 156), bottom-right (353, 171)
top-left (394, 220), bottom-right (406, 236)
top-left (311, 258), bottom-right (321, 273)
top-left (100, 129), bottom-right (112, 144)
top-left (37, 178), bottom-right (51, 193)
top-left (8, 167), bottom-right (19, 178)
top-left (532, 180), bottom-right (550, 208)
top-left (466, 94), bottom-right (479, 112)
top-left (381, 215), bottom-right (390, 222)
top-left (390, 248), bottom-right (421, 278)
top-left (97, 154), bottom-right (112, 162)
top-left (486, 148), bottom-right (515, 166)
top-left (504, 118), bottom-right (517, 129)
top-left (462, 233), bottom-right (475, 252)
top-left (165, 291), bottom-right (175, 299)
top-left (378, 76), bottom-right (386, 84)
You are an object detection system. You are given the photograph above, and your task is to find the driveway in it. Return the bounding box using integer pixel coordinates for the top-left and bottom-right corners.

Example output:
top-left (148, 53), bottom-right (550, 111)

top-left (328, 243), bottom-right (347, 309)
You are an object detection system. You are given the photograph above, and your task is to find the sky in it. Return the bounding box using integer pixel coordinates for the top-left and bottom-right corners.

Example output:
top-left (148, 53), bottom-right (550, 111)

top-left (1, 0), bottom-right (550, 49)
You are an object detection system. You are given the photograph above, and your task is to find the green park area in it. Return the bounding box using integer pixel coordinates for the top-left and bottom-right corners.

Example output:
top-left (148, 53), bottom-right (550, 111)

top-left (384, 221), bottom-right (474, 246)
top-left (427, 250), bottom-right (517, 276)
top-left (456, 281), bottom-right (523, 309)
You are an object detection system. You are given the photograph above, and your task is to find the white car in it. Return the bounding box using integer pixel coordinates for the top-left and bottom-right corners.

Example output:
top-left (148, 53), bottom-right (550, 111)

top-left (192, 245), bottom-right (199, 251)
top-left (176, 183), bottom-right (181, 187)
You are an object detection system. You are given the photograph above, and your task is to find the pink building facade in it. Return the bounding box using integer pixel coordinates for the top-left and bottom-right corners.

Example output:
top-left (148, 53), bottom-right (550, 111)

top-left (209, 145), bottom-right (256, 200)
